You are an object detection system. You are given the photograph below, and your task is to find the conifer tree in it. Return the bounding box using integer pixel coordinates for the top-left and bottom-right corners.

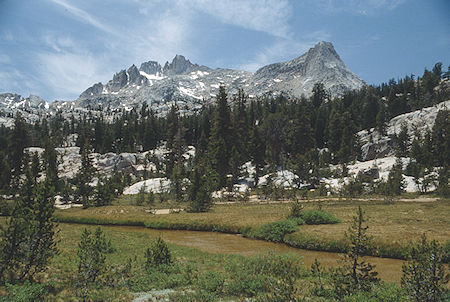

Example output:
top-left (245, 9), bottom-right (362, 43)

top-left (332, 206), bottom-right (379, 296)
top-left (9, 113), bottom-right (29, 179)
top-left (312, 82), bottom-right (328, 108)
top-left (0, 178), bottom-right (58, 282)
top-left (75, 141), bottom-right (95, 207)
top-left (188, 166), bottom-right (212, 212)
top-left (401, 234), bottom-right (449, 302)
top-left (375, 101), bottom-right (387, 135)
top-left (209, 86), bottom-right (233, 188)
top-left (43, 139), bottom-right (59, 191)
top-left (248, 126), bottom-right (265, 186)
top-left (77, 228), bottom-right (109, 301)
top-left (30, 151), bottom-right (41, 183)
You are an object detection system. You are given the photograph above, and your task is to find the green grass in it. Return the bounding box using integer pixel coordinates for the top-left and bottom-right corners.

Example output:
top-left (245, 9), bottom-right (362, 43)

top-left (54, 197), bottom-right (450, 261)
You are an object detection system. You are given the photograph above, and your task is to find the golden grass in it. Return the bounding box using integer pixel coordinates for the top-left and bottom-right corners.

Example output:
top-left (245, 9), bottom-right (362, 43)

top-left (56, 198), bottom-right (450, 247)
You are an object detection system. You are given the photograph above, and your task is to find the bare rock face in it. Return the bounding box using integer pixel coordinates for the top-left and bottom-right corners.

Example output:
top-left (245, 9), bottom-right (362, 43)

top-left (73, 41), bottom-right (364, 116)
top-left (358, 100), bottom-right (450, 161)
top-left (251, 41), bottom-right (365, 97)
top-left (139, 61), bottom-right (162, 75)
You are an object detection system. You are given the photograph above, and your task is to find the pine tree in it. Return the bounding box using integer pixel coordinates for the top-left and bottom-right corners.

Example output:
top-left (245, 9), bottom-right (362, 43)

top-left (0, 152), bottom-right (11, 193)
top-left (0, 178), bottom-right (58, 282)
top-left (332, 206), bottom-right (379, 297)
top-left (187, 167), bottom-right (212, 212)
top-left (394, 123), bottom-right (409, 157)
top-left (145, 237), bottom-right (172, 269)
top-left (43, 139), bottom-right (59, 191)
top-left (30, 152), bottom-right (41, 183)
top-left (9, 113), bottom-right (29, 179)
top-left (208, 86), bottom-right (233, 189)
top-left (75, 141), bottom-right (95, 208)
top-left (248, 126), bottom-right (265, 186)
top-left (401, 234), bottom-right (449, 302)
top-left (312, 83), bottom-right (328, 108)
top-left (77, 228), bottom-right (109, 301)
top-left (375, 101), bottom-right (387, 135)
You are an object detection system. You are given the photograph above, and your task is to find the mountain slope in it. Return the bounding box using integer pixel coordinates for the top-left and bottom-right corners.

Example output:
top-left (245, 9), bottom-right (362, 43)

top-left (74, 41), bottom-right (364, 114)
top-left (1, 41), bottom-right (364, 118)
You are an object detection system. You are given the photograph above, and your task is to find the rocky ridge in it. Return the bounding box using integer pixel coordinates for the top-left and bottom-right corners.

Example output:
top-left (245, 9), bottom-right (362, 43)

top-left (0, 41), bottom-right (365, 121)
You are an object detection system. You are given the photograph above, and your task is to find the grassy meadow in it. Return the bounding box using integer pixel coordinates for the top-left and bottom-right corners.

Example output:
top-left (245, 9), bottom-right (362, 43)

top-left (55, 196), bottom-right (450, 259)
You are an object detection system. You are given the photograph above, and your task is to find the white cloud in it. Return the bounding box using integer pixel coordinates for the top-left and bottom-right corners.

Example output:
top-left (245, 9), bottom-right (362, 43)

top-left (311, 0), bottom-right (407, 15)
top-left (37, 51), bottom-right (111, 99)
top-left (239, 31), bottom-right (331, 72)
top-left (179, 0), bottom-right (292, 38)
top-left (48, 0), bottom-right (118, 35)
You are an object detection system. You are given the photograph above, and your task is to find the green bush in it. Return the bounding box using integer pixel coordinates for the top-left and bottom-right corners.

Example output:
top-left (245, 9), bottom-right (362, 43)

top-left (129, 263), bottom-right (196, 292)
top-left (197, 271), bottom-right (225, 293)
top-left (297, 210), bottom-right (340, 225)
top-left (1, 281), bottom-right (47, 302)
top-left (145, 237), bottom-right (172, 269)
top-left (224, 257), bottom-right (270, 297)
top-left (250, 219), bottom-right (298, 242)
top-left (342, 283), bottom-right (407, 302)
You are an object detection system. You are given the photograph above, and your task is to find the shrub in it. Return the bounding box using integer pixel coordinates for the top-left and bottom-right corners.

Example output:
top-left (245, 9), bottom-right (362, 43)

top-left (250, 219), bottom-right (298, 242)
top-left (130, 263), bottom-right (196, 292)
top-left (297, 210), bottom-right (340, 225)
top-left (342, 283), bottom-right (407, 302)
top-left (1, 281), bottom-right (47, 302)
top-left (145, 237), bottom-right (172, 269)
top-left (289, 201), bottom-right (304, 218)
top-left (197, 271), bottom-right (225, 293)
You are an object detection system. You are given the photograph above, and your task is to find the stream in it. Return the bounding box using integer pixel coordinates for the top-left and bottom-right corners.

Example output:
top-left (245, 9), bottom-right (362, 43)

top-left (101, 225), bottom-right (405, 284)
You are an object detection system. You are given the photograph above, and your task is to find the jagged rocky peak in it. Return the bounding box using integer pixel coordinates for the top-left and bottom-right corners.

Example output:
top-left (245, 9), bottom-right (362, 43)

top-left (163, 54), bottom-right (200, 75)
top-left (80, 82), bottom-right (103, 98)
top-left (139, 61), bottom-right (162, 75)
top-left (127, 64), bottom-right (146, 85)
top-left (253, 41), bottom-right (365, 96)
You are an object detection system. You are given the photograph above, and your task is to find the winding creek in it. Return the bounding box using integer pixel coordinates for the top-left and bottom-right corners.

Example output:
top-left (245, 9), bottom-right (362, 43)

top-left (101, 225), bottom-right (405, 284)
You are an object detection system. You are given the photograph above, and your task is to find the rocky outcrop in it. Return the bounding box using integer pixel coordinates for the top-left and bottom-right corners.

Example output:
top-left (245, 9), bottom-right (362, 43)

top-left (251, 41), bottom-right (365, 97)
top-left (358, 100), bottom-right (450, 161)
top-left (73, 41), bottom-right (364, 116)
top-left (139, 61), bottom-right (162, 75)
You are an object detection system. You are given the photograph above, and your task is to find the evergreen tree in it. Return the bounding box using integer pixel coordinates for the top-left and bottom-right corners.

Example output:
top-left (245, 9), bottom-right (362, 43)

top-left (431, 110), bottom-right (449, 167)
top-left (43, 140), bottom-right (59, 191)
top-left (248, 126), bottom-right (265, 186)
top-left (394, 123), bottom-right (409, 157)
top-left (312, 83), bottom-right (328, 108)
top-left (232, 89), bottom-right (249, 163)
top-left (401, 234), bottom-right (449, 302)
top-left (382, 159), bottom-right (405, 196)
top-left (75, 141), bottom-right (95, 208)
top-left (30, 152), bottom-right (41, 183)
top-left (9, 113), bottom-right (29, 179)
top-left (0, 152), bottom-right (11, 193)
top-left (187, 167), bottom-right (212, 212)
top-left (76, 228), bottom-right (109, 301)
top-left (375, 101), bottom-right (387, 135)
top-left (208, 86), bottom-right (233, 188)
top-left (0, 178), bottom-right (58, 282)
top-left (145, 237), bottom-right (172, 269)
top-left (332, 206), bottom-right (379, 296)
top-left (286, 101), bottom-right (315, 156)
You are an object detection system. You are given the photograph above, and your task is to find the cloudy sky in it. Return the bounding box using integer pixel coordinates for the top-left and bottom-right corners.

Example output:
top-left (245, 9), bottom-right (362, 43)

top-left (0, 0), bottom-right (448, 101)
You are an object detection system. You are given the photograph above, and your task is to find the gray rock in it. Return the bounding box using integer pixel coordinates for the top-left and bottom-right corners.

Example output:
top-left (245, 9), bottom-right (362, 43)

top-left (139, 61), bottom-right (162, 75)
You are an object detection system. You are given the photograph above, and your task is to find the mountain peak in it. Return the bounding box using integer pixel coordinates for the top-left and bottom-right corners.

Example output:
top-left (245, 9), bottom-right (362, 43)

top-left (306, 41), bottom-right (341, 62)
top-left (163, 54), bottom-right (198, 75)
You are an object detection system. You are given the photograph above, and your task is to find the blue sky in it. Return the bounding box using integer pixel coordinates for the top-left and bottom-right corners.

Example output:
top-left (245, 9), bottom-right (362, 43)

top-left (0, 0), bottom-right (448, 101)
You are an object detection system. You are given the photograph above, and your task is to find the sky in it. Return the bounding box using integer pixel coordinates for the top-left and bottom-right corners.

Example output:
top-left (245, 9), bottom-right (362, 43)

top-left (0, 0), bottom-right (448, 102)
